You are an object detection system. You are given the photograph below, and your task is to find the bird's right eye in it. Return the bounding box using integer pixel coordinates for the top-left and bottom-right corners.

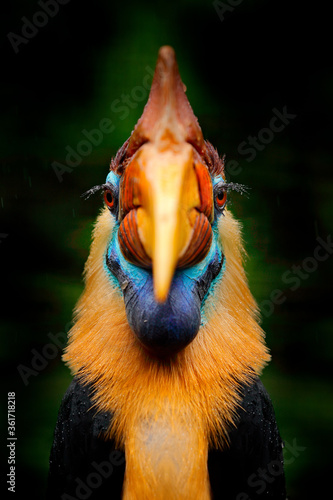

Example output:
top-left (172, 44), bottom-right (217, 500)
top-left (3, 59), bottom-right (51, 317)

top-left (104, 189), bottom-right (115, 209)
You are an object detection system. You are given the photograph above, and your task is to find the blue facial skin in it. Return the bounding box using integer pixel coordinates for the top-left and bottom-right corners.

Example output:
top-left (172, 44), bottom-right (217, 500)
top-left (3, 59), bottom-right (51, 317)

top-left (104, 172), bottom-right (225, 357)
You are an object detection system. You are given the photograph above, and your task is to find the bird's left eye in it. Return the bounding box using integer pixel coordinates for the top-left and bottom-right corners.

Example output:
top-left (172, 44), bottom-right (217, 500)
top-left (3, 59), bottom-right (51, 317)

top-left (104, 189), bottom-right (115, 209)
top-left (215, 188), bottom-right (227, 209)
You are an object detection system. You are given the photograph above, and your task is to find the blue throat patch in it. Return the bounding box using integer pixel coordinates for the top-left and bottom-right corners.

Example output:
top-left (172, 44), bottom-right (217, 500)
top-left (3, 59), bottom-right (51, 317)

top-left (104, 223), bottom-right (224, 357)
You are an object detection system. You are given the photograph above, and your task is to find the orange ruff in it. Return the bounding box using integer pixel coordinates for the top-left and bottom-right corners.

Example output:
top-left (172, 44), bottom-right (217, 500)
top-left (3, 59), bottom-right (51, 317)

top-left (64, 207), bottom-right (270, 499)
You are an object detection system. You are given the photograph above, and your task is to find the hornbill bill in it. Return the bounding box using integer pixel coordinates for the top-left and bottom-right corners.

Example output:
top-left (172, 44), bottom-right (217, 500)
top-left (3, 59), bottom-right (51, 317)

top-left (48, 46), bottom-right (286, 499)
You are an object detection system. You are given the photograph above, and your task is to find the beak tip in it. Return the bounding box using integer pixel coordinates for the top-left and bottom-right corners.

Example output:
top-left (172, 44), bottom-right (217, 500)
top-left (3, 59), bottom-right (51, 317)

top-left (154, 292), bottom-right (168, 304)
top-left (153, 277), bottom-right (172, 304)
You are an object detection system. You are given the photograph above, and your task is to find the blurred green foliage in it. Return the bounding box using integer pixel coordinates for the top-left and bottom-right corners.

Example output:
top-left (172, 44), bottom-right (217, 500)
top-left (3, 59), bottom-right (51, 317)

top-left (1, 0), bottom-right (332, 498)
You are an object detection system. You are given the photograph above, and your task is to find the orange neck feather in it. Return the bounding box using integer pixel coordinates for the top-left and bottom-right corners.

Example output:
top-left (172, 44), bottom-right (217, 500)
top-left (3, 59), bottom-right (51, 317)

top-left (64, 207), bottom-right (270, 499)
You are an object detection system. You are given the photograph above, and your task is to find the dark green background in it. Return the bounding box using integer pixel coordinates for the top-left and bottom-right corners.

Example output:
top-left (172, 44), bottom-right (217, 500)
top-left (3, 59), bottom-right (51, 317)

top-left (1, 0), bottom-right (332, 498)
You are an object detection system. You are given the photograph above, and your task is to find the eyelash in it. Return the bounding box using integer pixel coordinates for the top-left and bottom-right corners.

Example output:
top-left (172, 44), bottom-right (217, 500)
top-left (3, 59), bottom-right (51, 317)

top-left (213, 181), bottom-right (248, 216)
top-left (81, 182), bottom-right (119, 215)
top-left (82, 181), bottom-right (248, 220)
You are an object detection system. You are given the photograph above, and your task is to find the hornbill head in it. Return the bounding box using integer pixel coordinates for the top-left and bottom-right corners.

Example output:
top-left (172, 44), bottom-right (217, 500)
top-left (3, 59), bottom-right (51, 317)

top-left (88, 46), bottom-right (242, 357)
top-left (64, 48), bottom-right (270, 497)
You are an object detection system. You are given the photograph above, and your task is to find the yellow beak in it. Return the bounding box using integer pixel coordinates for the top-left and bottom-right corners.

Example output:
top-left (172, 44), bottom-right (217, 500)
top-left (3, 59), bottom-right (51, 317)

top-left (132, 143), bottom-right (201, 301)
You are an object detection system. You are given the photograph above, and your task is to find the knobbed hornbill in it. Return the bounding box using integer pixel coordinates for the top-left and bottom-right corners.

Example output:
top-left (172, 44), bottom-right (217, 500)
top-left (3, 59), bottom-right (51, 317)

top-left (48, 46), bottom-right (286, 499)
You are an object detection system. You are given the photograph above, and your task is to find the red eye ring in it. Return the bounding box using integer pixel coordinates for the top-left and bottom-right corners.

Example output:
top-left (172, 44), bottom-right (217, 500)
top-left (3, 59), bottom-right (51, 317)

top-left (215, 189), bottom-right (227, 208)
top-left (104, 189), bottom-right (114, 208)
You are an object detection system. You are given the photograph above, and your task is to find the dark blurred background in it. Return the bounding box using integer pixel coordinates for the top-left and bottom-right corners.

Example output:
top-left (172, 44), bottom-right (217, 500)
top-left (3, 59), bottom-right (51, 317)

top-left (1, 0), bottom-right (332, 498)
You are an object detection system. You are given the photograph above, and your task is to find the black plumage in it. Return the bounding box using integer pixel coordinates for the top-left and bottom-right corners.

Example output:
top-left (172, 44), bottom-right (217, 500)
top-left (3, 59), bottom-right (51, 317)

top-left (48, 379), bottom-right (286, 499)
